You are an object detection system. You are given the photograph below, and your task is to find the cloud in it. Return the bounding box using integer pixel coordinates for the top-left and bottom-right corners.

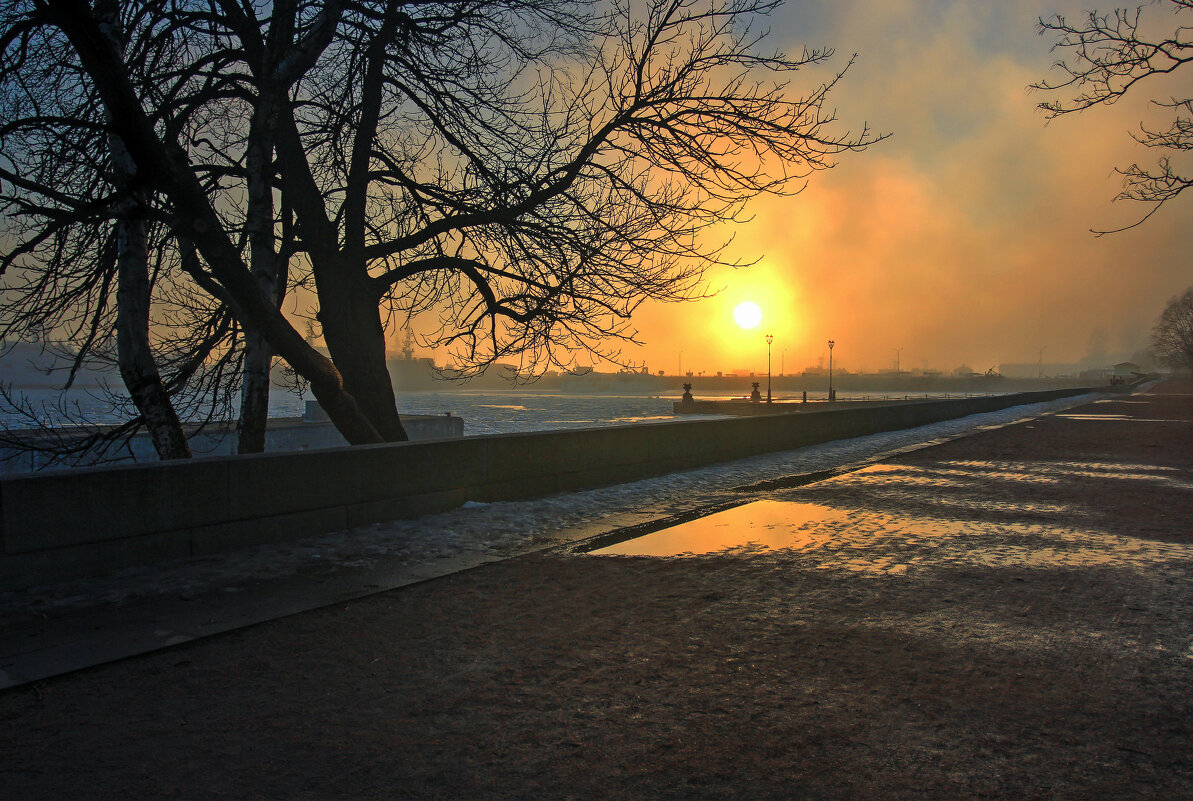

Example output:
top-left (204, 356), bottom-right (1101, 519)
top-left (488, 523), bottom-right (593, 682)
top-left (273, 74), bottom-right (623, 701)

top-left (627, 0), bottom-right (1192, 375)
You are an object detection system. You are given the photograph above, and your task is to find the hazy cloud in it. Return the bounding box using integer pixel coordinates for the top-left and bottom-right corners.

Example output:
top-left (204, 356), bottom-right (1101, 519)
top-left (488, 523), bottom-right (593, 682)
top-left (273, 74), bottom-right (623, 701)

top-left (627, 0), bottom-right (1192, 375)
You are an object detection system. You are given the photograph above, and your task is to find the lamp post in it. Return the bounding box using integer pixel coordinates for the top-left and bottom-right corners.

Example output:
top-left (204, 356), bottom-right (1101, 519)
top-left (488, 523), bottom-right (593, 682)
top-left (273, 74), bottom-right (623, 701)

top-left (828, 340), bottom-right (835, 402)
top-left (765, 334), bottom-right (774, 403)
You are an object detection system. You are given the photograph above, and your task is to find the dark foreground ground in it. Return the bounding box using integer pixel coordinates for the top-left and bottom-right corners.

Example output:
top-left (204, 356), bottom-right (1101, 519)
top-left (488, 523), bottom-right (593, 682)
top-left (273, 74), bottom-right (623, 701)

top-left (2, 382), bottom-right (1191, 800)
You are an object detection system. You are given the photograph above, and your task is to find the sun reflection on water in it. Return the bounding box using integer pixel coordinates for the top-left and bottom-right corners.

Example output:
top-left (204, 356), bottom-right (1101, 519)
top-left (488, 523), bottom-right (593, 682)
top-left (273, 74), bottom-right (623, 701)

top-left (589, 500), bottom-right (847, 556)
top-left (584, 494), bottom-right (1193, 576)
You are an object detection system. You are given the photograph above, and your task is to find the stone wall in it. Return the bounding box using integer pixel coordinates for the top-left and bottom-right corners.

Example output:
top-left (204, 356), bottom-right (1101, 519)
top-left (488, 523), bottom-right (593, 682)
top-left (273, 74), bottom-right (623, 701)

top-left (0, 413), bottom-right (463, 475)
top-left (0, 388), bottom-right (1091, 589)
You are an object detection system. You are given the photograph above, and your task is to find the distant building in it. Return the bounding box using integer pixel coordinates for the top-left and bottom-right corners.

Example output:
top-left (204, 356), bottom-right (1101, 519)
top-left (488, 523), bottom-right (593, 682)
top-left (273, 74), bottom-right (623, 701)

top-left (1079, 362), bottom-right (1142, 383)
top-left (1112, 362), bottom-right (1142, 383)
top-left (999, 362), bottom-right (1084, 379)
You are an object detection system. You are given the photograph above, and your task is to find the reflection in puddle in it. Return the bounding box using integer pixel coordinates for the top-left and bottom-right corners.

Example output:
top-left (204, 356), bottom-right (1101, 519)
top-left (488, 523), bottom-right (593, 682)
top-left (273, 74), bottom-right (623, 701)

top-left (588, 500), bottom-right (847, 556)
top-left (582, 470), bottom-right (1193, 575)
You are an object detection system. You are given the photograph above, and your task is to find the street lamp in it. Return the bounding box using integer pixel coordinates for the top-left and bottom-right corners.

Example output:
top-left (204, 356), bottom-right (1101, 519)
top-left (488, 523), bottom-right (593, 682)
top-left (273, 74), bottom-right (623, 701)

top-left (765, 334), bottom-right (774, 403)
top-left (828, 340), bottom-right (835, 402)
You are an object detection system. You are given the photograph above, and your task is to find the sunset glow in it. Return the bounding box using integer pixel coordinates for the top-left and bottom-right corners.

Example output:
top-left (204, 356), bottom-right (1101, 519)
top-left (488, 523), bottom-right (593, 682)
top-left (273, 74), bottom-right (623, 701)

top-left (396, 0), bottom-right (1189, 380)
top-left (574, 1), bottom-right (1191, 377)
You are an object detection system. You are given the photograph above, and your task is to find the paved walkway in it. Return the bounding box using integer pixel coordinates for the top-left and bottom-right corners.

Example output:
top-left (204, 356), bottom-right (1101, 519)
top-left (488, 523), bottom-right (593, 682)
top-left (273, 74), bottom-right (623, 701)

top-left (0, 391), bottom-right (1098, 690)
top-left (2, 382), bottom-right (1191, 800)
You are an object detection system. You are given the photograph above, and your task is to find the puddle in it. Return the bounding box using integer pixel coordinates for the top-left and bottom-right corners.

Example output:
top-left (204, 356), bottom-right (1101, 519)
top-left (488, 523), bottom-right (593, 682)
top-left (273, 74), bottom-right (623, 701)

top-left (586, 500), bottom-right (847, 556)
top-left (578, 473), bottom-right (1193, 574)
top-left (579, 454), bottom-right (1193, 570)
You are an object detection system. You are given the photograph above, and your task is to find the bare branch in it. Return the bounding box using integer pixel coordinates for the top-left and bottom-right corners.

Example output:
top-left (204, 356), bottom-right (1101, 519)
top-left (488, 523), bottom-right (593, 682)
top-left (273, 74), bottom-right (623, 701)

top-left (1033, 1), bottom-right (1192, 230)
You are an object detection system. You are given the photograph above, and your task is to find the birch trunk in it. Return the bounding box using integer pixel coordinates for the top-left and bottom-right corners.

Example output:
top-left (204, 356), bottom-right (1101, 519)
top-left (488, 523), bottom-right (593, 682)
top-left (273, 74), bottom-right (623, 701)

top-left (236, 95), bottom-right (281, 454)
top-left (236, 331), bottom-right (272, 453)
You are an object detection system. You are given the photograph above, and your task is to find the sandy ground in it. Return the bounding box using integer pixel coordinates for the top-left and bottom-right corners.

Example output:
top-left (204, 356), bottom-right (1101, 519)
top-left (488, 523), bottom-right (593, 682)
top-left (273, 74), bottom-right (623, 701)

top-left (1, 382), bottom-right (1190, 800)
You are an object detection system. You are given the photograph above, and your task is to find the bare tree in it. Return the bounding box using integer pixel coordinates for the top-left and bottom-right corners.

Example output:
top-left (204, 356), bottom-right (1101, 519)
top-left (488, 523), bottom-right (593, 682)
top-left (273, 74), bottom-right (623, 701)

top-left (1, 0), bottom-right (317, 456)
top-left (1034, 0), bottom-right (1193, 232)
top-left (0, 0), bottom-right (260, 460)
top-left (4, 0), bottom-right (880, 448)
top-left (98, 0), bottom-right (191, 459)
top-left (1153, 287), bottom-right (1193, 373)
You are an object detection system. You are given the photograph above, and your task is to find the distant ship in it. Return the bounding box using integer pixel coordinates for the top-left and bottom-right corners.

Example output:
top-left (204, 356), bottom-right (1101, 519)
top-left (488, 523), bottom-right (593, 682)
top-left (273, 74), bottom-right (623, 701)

top-left (387, 327), bottom-right (448, 392)
top-left (558, 366), bottom-right (666, 395)
top-left (386, 328), bottom-right (529, 391)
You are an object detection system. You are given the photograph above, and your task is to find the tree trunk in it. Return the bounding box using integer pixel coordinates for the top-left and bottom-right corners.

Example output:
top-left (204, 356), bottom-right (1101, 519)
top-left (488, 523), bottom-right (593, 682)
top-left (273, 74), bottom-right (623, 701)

top-left (270, 93), bottom-right (408, 443)
top-left (237, 93), bottom-right (282, 455)
top-left (115, 212), bottom-right (192, 460)
top-left (317, 273), bottom-right (408, 442)
top-left (236, 331), bottom-right (272, 453)
top-left (326, 8), bottom-right (407, 442)
top-left (99, 0), bottom-right (190, 461)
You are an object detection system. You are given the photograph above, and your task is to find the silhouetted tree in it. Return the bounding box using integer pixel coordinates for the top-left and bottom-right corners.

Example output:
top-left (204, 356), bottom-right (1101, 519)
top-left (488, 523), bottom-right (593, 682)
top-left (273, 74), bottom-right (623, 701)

top-left (1034, 0), bottom-right (1192, 232)
top-left (0, 0), bottom-right (243, 460)
top-left (0, 2), bottom-right (290, 461)
top-left (1153, 287), bottom-right (1193, 373)
top-left (3, 0), bottom-right (879, 448)
top-left (99, 0), bottom-right (191, 459)
top-left (1, 0), bottom-right (361, 453)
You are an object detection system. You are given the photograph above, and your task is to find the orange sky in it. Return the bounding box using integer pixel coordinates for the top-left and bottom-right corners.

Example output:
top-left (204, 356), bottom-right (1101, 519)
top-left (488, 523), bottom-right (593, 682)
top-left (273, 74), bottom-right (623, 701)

top-left (619, 0), bottom-right (1192, 376)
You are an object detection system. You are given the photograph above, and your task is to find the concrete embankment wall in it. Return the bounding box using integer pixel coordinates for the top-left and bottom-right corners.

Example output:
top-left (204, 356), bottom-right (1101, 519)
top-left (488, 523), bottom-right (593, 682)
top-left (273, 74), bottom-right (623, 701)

top-left (0, 413), bottom-right (463, 475)
top-left (0, 388), bottom-right (1091, 589)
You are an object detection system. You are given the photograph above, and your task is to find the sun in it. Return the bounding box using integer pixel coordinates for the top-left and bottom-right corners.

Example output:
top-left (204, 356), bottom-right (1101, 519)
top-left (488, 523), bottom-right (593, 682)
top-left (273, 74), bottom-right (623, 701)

top-left (733, 301), bottom-right (762, 330)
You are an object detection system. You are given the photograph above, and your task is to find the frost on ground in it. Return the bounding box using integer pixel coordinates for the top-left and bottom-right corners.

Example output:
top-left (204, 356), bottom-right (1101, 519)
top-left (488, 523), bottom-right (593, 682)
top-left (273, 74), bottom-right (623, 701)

top-left (0, 395), bottom-right (1096, 617)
